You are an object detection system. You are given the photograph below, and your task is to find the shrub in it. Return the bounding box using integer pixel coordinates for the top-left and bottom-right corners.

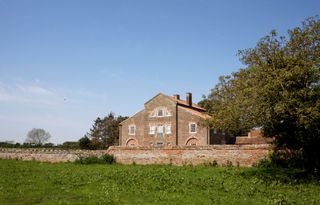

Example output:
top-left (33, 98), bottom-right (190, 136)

top-left (254, 150), bottom-right (305, 169)
top-left (75, 154), bottom-right (115, 165)
top-left (101, 154), bottom-right (115, 164)
top-left (270, 148), bottom-right (304, 169)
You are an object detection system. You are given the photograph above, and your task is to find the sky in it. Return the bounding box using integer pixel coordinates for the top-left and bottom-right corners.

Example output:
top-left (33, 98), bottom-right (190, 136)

top-left (0, 0), bottom-right (319, 144)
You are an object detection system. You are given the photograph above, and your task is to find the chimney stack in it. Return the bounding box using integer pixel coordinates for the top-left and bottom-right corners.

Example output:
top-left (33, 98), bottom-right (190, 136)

top-left (186, 92), bottom-right (192, 107)
top-left (173, 94), bottom-right (180, 100)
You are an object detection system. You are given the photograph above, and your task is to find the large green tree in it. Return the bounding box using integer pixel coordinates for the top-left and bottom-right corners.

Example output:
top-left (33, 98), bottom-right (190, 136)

top-left (86, 112), bottom-right (128, 148)
top-left (200, 16), bottom-right (320, 170)
top-left (199, 70), bottom-right (257, 137)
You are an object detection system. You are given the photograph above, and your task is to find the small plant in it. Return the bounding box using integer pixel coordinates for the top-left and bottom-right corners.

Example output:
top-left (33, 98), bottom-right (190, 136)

top-left (253, 158), bottom-right (273, 168)
top-left (210, 160), bottom-right (218, 167)
top-left (224, 160), bottom-right (233, 167)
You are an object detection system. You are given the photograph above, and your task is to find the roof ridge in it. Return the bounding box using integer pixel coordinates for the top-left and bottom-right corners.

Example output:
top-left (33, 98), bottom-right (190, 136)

top-left (170, 96), bottom-right (206, 111)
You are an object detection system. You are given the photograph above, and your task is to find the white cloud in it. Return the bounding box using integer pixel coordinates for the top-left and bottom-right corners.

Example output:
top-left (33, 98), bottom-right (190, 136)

top-left (0, 82), bottom-right (62, 106)
top-left (17, 84), bottom-right (55, 96)
top-left (0, 79), bottom-right (113, 144)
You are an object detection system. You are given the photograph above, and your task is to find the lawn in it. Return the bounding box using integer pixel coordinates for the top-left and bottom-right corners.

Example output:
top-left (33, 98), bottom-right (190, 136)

top-left (0, 159), bottom-right (319, 205)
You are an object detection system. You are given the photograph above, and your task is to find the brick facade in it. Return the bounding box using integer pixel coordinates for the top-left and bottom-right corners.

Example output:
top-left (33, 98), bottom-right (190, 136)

top-left (120, 93), bottom-right (222, 147)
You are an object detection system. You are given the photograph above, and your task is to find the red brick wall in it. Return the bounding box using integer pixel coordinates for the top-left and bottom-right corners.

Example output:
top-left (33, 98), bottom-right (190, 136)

top-left (107, 144), bottom-right (271, 167)
top-left (0, 145), bottom-right (271, 167)
top-left (0, 148), bottom-right (108, 163)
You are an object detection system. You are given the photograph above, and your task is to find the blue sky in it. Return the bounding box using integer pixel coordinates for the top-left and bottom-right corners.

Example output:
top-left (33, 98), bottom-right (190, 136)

top-left (0, 0), bottom-right (319, 144)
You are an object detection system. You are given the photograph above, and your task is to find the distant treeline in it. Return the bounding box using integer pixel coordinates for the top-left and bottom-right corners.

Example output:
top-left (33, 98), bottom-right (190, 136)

top-left (0, 141), bottom-right (80, 149)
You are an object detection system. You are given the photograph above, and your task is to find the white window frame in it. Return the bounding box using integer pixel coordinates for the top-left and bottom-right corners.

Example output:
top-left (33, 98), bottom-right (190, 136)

top-left (189, 123), bottom-right (197, 134)
top-left (129, 125), bottom-right (136, 135)
top-left (165, 124), bottom-right (171, 134)
top-left (149, 107), bottom-right (172, 118)
top-left (149, 126), bottom-right (156, 135)
top-left (157, 125), bottom-right (164, 134)
top-left (157, 125), bottom-right (164, 145)
top-left (157, 109), bottom-right (164, 117)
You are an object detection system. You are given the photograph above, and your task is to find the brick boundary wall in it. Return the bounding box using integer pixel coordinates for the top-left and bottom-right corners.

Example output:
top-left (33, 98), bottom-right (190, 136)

top-left (0, 144), bottom-right (271, 167)
top-left (0, 148), bottom-right (108, 163)
top-left (107, 144), bottom-right (271, 167)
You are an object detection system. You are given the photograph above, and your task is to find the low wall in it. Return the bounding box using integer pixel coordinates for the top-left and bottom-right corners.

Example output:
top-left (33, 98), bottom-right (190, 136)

top-left (0, 148), bottom-right (108, 163)
top-left (108, 144), bottom-right (271, 167)
top-left (0, 144), bottom-right (271, 167)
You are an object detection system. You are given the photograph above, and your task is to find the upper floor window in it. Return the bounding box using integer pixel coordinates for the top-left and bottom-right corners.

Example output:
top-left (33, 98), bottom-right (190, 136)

top-left (189, 123), bottom-right (197, 133)
top-left (157, 109), bottom-right (164, 117)
top-left (149, 107), bottom-right (171, 118)
top-left (129, 125), bottom-right (136, 135)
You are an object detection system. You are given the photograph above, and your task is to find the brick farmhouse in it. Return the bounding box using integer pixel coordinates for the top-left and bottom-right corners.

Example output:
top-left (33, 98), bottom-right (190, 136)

top-left (119, 93), bottom-right (227, 147)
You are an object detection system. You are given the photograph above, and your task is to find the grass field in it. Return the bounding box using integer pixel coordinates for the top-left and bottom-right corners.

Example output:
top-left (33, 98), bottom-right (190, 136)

top-left (0, 159), bottom-right (319, 205)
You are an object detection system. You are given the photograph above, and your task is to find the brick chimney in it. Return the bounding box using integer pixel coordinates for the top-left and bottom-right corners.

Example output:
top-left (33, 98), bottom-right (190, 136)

top-left (186, 92), bottom-right (192, 107)
top-left (173, 94), bottom-right (180, 100)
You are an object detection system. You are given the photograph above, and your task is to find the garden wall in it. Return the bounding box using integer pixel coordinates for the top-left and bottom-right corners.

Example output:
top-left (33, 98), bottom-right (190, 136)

top-left (0, 144), bottom-right (271, 167)
top-left (108, 144), bottom-right (271, 167)
top-left (0, 148), bottom-right (108, 163)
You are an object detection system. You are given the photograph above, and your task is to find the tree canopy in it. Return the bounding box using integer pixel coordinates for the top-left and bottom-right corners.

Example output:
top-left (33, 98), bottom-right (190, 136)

top-left (25, 128), bottom-right (51, 145)
top-left (82, 112), bottom-right (128, 149)
top-left (200, 16), bottom-right (320, 170)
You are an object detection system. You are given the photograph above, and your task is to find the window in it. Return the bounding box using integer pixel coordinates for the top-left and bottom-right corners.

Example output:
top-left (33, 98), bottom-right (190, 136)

top-left (149, 126), bottom-right (156, 135)
top-left (189, 123), bottom-right (197, 133)
top-left (157, 109), bottom-right (163, 117)
top-left (165, 125), bottom-right (171, 134)
top-left (129, 125), bottom-right (136, 135)
top-left (150, 107), bottom-right (171, 117)
top-left (157, 126), bottom-right (163, 144)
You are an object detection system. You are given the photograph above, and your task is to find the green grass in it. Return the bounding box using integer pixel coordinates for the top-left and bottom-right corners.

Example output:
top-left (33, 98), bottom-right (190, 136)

top-left (0, 159), bottom-right (319, 205)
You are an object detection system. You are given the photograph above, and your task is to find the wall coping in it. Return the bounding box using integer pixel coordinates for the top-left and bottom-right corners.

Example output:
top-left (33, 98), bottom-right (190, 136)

top-left (0, 144), bottom-right (272, 153)
top-left (108, 144), bottom-right (272, 151)
top-left (0, 148), bottom-right (108, 154)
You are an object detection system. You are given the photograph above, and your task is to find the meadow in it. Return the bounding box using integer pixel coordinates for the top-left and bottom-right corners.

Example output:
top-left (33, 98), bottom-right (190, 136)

top-left (0, 159), bottom-right (319, 205)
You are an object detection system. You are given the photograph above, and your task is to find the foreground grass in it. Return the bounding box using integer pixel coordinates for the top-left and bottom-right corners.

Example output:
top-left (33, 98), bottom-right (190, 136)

top-left (0, 159), bottom-right (319, 205)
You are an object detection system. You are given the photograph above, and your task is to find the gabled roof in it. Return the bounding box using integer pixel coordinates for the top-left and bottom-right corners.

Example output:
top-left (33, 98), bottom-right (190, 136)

top-left (119, 109), bottom-right (144, 125)
top-left (144, 92), bottom-right (206, 111)
top-left (121, 92), bottom-right (210, 124)
top-left (144, 93), bottom-right (167, 105)
top-left (178, 106), bottom-right (211, 119)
